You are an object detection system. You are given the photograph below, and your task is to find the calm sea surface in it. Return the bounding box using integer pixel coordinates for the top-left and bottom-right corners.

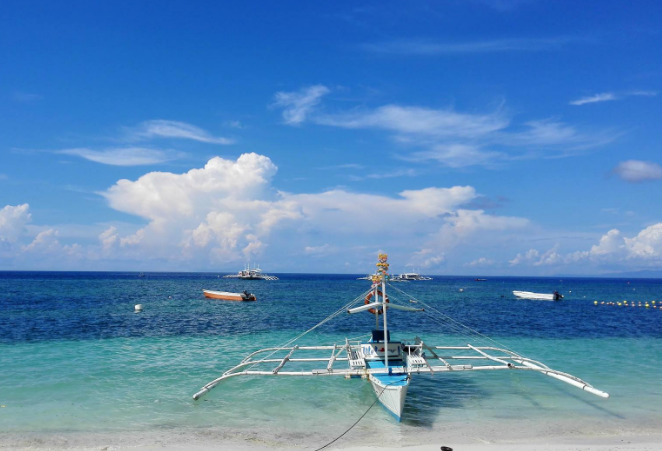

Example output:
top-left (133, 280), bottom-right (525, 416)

top-left (1, 272), bottom-right (661, 445)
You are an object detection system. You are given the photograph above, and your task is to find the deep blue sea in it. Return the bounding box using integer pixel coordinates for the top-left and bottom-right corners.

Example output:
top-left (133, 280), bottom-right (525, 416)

top-left (1, 272), bottom-right (661, 447)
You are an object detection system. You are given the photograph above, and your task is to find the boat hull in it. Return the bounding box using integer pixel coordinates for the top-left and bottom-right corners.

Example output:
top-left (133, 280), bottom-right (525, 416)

top-left (369, 373), bottom-right (409, 421)
top-left (203, 290), bottom-right (256, 301)
top-left (513, 291), bottom-right (561, 301)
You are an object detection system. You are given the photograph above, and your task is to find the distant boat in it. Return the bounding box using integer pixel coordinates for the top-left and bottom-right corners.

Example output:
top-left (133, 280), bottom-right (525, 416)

top-left (357, 273), bottom-right (409, 282)
top-left (203, 290), bottom-right (257, 301)
top-left (392, 272), bottom-right (432, 281)
top-left (475, 278), bottom-right (487, 281)
top-left (513, 290), bottom-right (563, 301)
top-left (223, 264), bottom-right (278, 280)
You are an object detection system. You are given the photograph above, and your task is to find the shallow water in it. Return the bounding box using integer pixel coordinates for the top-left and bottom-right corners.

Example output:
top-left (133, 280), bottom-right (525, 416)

top-left (1, 272), bottom-right (660, 445)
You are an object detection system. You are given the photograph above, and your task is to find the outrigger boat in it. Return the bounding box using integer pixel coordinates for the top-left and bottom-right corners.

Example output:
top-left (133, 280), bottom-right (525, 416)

top-left (193, 254), bottom-right (608, 421)
top-left (223, 264), bottom-right (279, 280)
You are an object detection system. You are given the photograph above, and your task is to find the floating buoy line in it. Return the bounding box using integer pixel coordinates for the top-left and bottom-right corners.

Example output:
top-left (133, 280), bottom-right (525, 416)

top-left (593, 300), bottom-right (658, 309)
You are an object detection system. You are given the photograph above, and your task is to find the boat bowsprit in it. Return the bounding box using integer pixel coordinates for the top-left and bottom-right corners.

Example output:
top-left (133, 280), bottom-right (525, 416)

top-left (513, 290), bottom-right (563, 301)
top-left (203, 290), bottom-right (257, 301)
top-left (193, 254), bottom-right (607, 422)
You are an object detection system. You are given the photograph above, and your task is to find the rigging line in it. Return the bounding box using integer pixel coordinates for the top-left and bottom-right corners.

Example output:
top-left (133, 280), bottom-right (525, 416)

top-left (379, 287), bottom-right (488, 346)
top-left (384, 286), bottom-right (498, 348)
top-left (387, 283), bottom-right (518, 354)
top-left (420, 311), bottom-right (494, 346)
top-left (245, 287), bottom-right (373, 372)
top-left (313, 381), bottom-right (396, 451)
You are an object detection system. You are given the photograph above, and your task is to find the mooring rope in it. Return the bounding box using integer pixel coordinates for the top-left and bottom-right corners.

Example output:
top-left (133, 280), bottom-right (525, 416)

top-left (313, 381), bottom-right (395, 451)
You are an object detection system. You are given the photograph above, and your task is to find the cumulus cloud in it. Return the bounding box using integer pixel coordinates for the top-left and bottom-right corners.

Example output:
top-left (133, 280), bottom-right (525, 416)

top-left (23, 229), bottom-right (82, 258)
top-left (613, 160), bottom-right (662, 183)
top-left (508, 223), bottom-right (662, 272)
top-left (0, 204), bottom-right (31, 243)
top-left (466, 257), bottom-right (494, 267)
top-left (101, 153), bottom-right (283, 262)
top-left (58, 147), bottom-right (183, 166)
top-left (93, 153), bottom-right (530, 267)
top-left (407, 249), bottom-right (445, 269)
top-left (129, 120), bottom-right (234, 144)
top-left (509, 248), bottom-right (540, 266)
top-left (273, 85), bottom-right (330, 125)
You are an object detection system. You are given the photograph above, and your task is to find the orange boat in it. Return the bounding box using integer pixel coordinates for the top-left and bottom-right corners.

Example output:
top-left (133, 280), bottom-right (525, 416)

top-left (203, 290), bottom-right (257, 301)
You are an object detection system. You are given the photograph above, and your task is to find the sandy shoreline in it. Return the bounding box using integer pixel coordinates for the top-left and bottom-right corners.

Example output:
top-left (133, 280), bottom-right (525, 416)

top-left (3, 425), bottom-right (661, 451)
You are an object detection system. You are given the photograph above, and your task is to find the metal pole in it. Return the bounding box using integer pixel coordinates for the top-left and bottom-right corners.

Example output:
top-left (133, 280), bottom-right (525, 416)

top-left (382, 278), bottom-right (389, 373)
top-left (374, 285), bottom-right (379, 330)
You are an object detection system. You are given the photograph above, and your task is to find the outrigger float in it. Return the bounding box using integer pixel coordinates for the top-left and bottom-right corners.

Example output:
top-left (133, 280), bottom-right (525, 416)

top-left (193, 254), bottom-right (608, 421)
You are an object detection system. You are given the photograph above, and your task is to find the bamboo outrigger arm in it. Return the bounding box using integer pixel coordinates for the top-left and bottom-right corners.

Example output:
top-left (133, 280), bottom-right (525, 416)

top-left (192, 344), bottom-right (609, 401)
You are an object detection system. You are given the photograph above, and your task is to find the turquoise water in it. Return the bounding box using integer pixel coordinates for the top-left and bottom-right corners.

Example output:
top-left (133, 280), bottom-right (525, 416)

top-left (1, 272), bottom-right (661, 445)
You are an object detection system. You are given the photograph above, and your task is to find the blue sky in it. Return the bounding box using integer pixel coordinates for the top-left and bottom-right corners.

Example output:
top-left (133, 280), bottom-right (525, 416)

top-left (1, 0), bottom-right (661, 275)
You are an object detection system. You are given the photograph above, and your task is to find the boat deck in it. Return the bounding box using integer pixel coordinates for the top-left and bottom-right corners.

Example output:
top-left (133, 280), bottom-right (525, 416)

top-left (366, 359), bottom-right (408, 386)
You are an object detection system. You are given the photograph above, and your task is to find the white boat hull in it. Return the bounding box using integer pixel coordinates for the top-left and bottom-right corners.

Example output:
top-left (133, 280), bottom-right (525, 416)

top-left (513, 291), bottom-right (561, 301)
top-left (369, 374), bottom-right (408, 421)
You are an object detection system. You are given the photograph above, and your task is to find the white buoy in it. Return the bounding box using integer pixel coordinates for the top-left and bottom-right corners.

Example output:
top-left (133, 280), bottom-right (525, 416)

top-left (135, 304), bottom-right (143, 313)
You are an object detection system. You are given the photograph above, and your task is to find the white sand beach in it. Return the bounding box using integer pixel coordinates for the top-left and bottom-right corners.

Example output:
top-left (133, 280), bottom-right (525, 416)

top-left (3, 422), bottom-right (661, 451)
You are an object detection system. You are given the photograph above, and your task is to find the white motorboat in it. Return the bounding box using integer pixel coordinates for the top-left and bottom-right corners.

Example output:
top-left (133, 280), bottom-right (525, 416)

top-left (194, 254), bottom-right (606, 422)
top-left (513, 290), bottom-right (563, 301)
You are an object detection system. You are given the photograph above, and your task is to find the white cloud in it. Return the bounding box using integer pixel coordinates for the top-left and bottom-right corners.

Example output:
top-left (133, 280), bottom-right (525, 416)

top-left (613, 160), bottom-right (662, 183)
top-left (466, 257), bottom-right (494, 267)
top-left (317, 104), bottom-right (508, 138)
top-left (275, 87), bottom-right (616, 168)
top-left (406, 144), bottom-right (505, 168)
top-left (407, 249), bottom-right (445, 269)
top-left (58, 147), bottom-right (182, 166)
top-left (99, 226), bottom-right (119, 251)
top-left (0, 204), bottom-right (31, 243)
top-left (129, 120), bottom-right (234, 144)
top-left (509, 248), bottom-right (539, 266)
top-left (629, 90), bottom-right (658, 97)
top-left (93, 153), bottom-right (530, 268)
top-left (22, 229), bottom-right (82, 258)
top-left (273, 85), bottom-right (330, 125)
top-left (0, 154), bottom-right (530, 270)
top-left (570, 90), bottom-right (657, 106)
top-left (304, 244), bottom-right (338, 256)
top-left (508, 223), bottom-right (662, 272)
top-left (569, 93), bottom-right (616, 106)
top-left (361, 37), bottom-right (576, 55)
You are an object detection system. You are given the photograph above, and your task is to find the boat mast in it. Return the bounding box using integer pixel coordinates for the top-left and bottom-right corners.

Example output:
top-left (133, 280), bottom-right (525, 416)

top-left (376, 253), bottom-right (390, 374)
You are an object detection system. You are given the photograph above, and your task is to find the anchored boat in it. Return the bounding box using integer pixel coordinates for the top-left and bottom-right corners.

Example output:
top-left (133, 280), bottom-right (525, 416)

top-left (513, 290), bottom-right (563, 301)
top-left (194, 254), bottom-right (607, 421)
top-left (203, 289), bottom-right (257, 301)
top-left (223, 264), bottom-right (279, 280)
